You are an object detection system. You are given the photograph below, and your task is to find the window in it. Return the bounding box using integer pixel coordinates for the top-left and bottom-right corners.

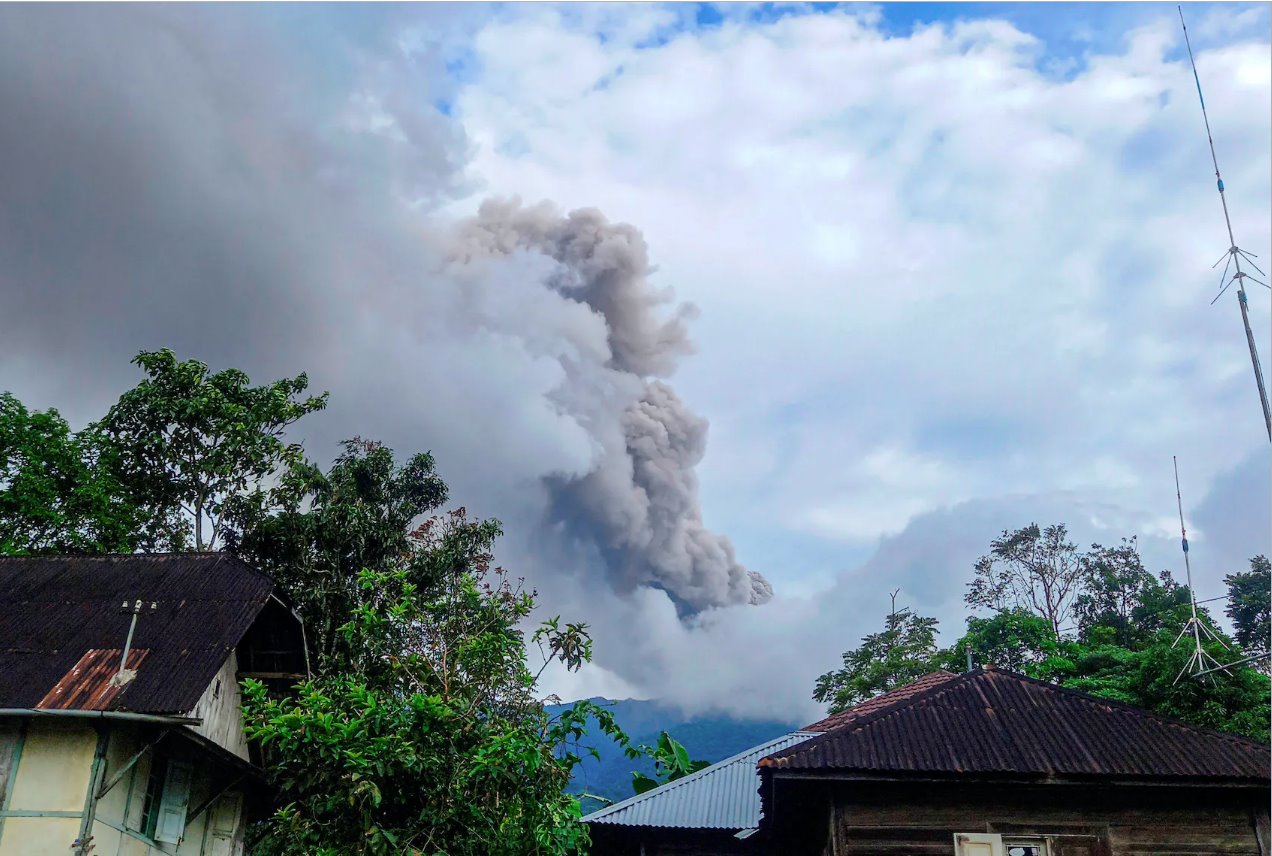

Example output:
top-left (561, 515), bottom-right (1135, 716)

top-left (1006, 843), bottom-right (1048, 856)
top-left (954, 834), bottom-right (1049, 856)
top-left (136, 755), bottom-right (194, 844)
top-left (139, 757), bottom-right (166, 838)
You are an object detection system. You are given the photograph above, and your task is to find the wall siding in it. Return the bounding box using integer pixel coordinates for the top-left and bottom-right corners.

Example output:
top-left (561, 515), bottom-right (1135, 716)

top-left (0, 720), bottom-right (247, 856)
top-left (186, 653), bottom-right (250, 761)
top-left (796, 781), bottom-right (1269, 856)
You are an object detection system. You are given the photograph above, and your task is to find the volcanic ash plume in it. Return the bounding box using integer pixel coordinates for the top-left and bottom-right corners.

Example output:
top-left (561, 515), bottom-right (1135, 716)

top-left (454, 198), bottom-right (773, 612)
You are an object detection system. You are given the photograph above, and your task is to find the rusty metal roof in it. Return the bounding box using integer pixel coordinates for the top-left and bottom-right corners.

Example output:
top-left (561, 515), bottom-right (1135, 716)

top-left (0, 553), bottom-right (274, 714)
top-left (802, 671), bottom-right (958, 732)
top-left (37, 648), bottom-right (151, 710)
top-left (761, 667), bottom-right (1270, 783)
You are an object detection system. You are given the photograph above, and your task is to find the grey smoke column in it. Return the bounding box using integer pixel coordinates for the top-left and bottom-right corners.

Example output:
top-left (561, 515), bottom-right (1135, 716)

top-left (456, 198), bottom-right (774, 611)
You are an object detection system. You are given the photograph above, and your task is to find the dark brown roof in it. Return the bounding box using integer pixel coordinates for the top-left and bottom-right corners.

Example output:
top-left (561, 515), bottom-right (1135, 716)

top-left (762, 667), bottom-right (1269, 784)
top-left (0, 553), bottom-right (274, 714)
top-left (802, 671), bottom-right (958, 732)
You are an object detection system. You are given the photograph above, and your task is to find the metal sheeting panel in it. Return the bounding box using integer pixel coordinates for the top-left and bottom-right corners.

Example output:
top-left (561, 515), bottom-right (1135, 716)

top-left (584, 731), bottom-right (818, 830)
top-left (37, 647), bottom-right (150, 710)
top-left (802, 671), bottom-right (958, 732)
top-left (0, 553), bottom-right (274, 714)
top-left (762, 668), bottom-right (1269, 783)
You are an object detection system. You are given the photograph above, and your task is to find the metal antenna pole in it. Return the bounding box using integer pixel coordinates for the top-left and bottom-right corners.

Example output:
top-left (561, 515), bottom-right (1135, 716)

top-left (1179, 7), bottom-right (1272, 442)
top-left (1170, 457), bottom-right (1231, 684)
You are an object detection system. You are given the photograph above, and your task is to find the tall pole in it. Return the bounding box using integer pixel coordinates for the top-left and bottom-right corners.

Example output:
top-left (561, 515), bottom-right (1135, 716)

top-left (1179, 7), bottom-right (1272, 442)
top-left (1170, 456), bottom-right (1232, 683)
top-left (1173, 457), bottom-right (1203, 658)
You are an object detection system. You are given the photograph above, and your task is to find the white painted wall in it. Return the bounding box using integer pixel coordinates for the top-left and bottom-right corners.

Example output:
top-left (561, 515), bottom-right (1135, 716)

top-left (0, 720), bottom-right (246, 856)
top-left (186, 653), bottom-right (250, 761)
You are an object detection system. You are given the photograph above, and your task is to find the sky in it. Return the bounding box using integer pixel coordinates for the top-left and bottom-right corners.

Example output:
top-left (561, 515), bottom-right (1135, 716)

top-left (1, 2), bottom-right (1269, 722)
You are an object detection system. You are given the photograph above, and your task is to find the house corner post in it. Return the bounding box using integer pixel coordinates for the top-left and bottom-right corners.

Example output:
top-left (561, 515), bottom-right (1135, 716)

top-left (74, 724), bottom-right (110, 856)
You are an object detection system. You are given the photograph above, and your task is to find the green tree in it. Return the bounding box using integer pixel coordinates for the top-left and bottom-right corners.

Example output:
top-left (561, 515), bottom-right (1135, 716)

top-left (0, 392), bottom-right (148, 554)
top-left (942, 523), bottom-right (1270, 743)
top-left (944, 609), bottom-right (1075, 678)
top-left (231, 438), bottom-right (450, 670)
top-left (95, 349), bottom-right (328, 550)
top-left (1225, 556), bottom-right (1270, 669)
top-left (814, 603), bottom-right (941, 714)
top-left (243, 531), bottom-right (636, 855)
top-left (966, 523), bottom-right (1083, 640)
top-left (1073, 538), bottom-right (1157, 647)
top-left (630, 731), bottom-right (711, 795)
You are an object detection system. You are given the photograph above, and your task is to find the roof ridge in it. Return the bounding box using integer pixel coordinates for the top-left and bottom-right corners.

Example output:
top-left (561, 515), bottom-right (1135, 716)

top-left (0, 551), bottom-right (278, 588)
top-left (987, 667), bottom-right (1272, 750)
top-left (803, 670), bottom-right (960, 731)
top-left (765, 671), bottom-right (976, 767)
top-left (763, 667), bottom-right (1271, 771)
top-left (585, 730), bottom-right (816, 822)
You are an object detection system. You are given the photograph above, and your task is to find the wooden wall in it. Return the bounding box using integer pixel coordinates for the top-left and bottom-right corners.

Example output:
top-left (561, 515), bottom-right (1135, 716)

top-left (587, 825), bottom-right (758, 856)
top-left (764, 779), bottom-right (1270, 856)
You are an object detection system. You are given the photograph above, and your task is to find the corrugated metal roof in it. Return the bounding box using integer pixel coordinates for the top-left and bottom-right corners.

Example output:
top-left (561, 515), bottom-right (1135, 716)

top-left (37, 648), bottom-right (150, 710)
top-left (761, 667), bottom-right (1270, 783)
top-left (0, 553), bottom-right (274, 714)
top-left (584, 731), bottom-right (818, 830)
top-left (802, 671), bottom-right (957, 732)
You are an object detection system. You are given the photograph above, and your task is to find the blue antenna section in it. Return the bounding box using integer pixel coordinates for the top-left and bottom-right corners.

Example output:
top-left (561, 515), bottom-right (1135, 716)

top-left (1178, 6), bottom-right (1271, 442)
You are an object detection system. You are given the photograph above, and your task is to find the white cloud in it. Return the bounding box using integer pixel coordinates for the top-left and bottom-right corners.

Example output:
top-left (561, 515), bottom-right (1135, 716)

top-left (449, 5), bottom-right (1270, 711)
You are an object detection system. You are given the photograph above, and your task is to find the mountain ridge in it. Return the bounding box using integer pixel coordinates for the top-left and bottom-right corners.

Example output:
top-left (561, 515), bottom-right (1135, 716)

top-left (547, 697), bottom-right (803, 813)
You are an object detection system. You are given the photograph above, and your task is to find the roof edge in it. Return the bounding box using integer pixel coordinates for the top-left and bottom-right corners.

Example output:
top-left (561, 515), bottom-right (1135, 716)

top-left (762, 667), bottom-right (1271, 770)
top-left (761, 671), bottom-right (975, 768)
top-left (583, 730), bottom-right (819, 824)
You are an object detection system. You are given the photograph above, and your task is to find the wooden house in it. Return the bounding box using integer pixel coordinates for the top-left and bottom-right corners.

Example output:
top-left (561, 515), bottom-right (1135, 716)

top-left (0, 554), bottom-right (307, 856)
top-left (756, 667), bottom-right (1270, 856)
top-left (584, 672), bottom-right (958, 855)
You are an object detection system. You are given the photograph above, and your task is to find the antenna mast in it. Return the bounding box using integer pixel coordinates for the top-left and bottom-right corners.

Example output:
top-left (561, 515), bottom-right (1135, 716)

top-left (1169, 456), bottom-right (1232, 683)
top-left (1178, 7), bottom-right (1272, 442)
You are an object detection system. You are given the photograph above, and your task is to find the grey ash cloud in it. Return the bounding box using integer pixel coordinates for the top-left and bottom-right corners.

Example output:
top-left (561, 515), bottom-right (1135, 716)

top-left (0, 6), bottom-right (770, 616)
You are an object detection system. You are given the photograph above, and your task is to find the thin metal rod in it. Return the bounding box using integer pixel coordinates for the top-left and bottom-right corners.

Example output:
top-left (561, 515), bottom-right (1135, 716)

top-left (1179, 6), bottom-right (1272, 442)
top-left (1195, 653), bottom-right (1267, 677)
top-left (0, 709), bottom-right (200, 725)
top-left (1237, 287), bottom-right (1271, 439)
top-left (117, 602), bottom-right (140, 677)
top-left (1173, 458), bottom-right (1200, 625)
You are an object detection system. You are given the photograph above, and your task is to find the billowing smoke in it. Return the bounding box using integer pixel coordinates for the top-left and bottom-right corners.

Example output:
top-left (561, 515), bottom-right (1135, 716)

top-left (454, 199), bottom-right (773, 611)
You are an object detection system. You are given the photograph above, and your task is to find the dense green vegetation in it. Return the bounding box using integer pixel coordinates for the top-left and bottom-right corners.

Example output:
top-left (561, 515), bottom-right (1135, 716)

top-left (1, 350), bottom-right (641, 855)
top-left (815, 524), bottom-right (1271, 742)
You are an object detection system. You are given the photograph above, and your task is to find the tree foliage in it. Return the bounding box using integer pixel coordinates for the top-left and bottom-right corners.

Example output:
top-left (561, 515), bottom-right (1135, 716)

top-left (1225, 556), bottom-right (1270, 669)
top-left (630, 731), bottom-right (711, 795)
top-left (94, 349), bottom-right (328, 550)
top-left (232, 437), bottom-right (450, 670)
top-left (237, 440), bottom-right (641, 855)
top-left (0, 393), bottom-right (145, 554)
top-left (243, 522), bottom-right (635, 855)
top-left (1073, 538), bottom-right (1157, 647)
top-left (818, 528), bottom-right (1270, 743)
top-left (813, 606), bottom-right (940, 714)
top-left (966, 523), bottom-right (1083, 640)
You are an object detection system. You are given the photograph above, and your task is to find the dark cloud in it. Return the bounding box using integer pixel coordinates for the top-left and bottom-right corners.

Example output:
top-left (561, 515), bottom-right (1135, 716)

top-left (0, 4), bottom-right (464, 415)
top-left (0, 5), bottom-right (769, 619)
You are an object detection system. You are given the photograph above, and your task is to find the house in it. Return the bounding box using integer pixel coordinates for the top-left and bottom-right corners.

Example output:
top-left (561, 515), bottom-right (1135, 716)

top-left (757, 666), bottom-right (1271, 856)
top-left (0, 553), bottom-right (307, 856)
top-left (584, 671), bottom-right (959, 855)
